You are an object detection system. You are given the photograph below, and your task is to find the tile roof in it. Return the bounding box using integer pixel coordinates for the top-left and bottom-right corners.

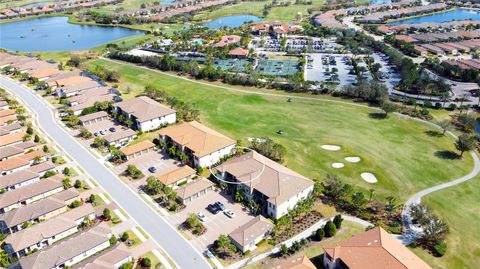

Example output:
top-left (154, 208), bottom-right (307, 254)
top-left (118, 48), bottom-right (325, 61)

top-left (82, 244), bottom-right (131, 269)
top-left (274, 255), bottom-right (316, 269)
top-left (0, 122), bottom-right (23, 136)
top-left (5, 204), bottom-right (95, 252)
top-left (0, 176), bottom-right (63, 209)
top-left (176, 177), bottom-right (213, 200)
top-left (18, 225), bottom-right (111, 269)
top-left (103, 128), bottom-right (137, 144)
top-left (79, 111), bottom-right (109, 123)
top-left (159, 121), bottom-right (235, 158)
top-left (228, 215), bottom-right (273, 248)
top-left (113, 96), bottom-right (176, 122)
top-left (120, 140), bottom-right (155, 156)
top-left (323, 227), bottom-right (432, 269)
top-left (218, 151), bottom-right (313, 205)
top-left (0, 132), bottom-right (25, 147)
top-left (156, 165), bottom-right (196, 185)
top-left (0, 141), bottom-right (36, 159)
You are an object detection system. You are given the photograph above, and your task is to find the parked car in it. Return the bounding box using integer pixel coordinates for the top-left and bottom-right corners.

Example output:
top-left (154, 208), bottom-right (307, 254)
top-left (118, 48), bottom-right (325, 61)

top-left (206, 204), bottom-right (220, 214)
top-left (224, 209), bottom-right (235, 218)
top-left (148, 166), bottom-right (157, 173)
top-left (109, 127), bottom-right (116, 132)
top-left (197, 212), bottom-right (206, 222)
top-left (204, 250), bottom-right (214, 258)
top-left (214, 201), bottom-right (226, 211)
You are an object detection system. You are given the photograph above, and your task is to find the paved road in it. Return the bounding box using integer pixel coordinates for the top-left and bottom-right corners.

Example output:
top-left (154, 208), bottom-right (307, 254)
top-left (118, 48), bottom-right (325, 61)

top-left (0, 76), bottom-right (211, 269)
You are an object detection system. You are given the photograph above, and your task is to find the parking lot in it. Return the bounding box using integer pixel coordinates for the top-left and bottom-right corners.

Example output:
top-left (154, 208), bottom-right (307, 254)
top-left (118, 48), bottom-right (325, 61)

top-left (83, 119), bottom-right (122, 136)
top-left (113, 151), bottom-right (181, 189)
top-left (166, 188), bottom-right (256, 251)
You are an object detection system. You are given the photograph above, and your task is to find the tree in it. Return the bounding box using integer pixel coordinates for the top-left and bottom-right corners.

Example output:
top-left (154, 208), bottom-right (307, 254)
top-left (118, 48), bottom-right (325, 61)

top-left (125, 164), bottom-right (143, 179)
top-left (315, 228), bottom-right (325, 241)
top-left (324, 220), bottom-right (337, 237)
top-left (63, 167), bottom-right (73, 176)
top-left (351, 191), bottom-right (367, 212)
top-left (103, 208), bottom-right (111, 220)
top-left (215, 234), bottom-right (235, 256)
top-left (109, 235), bottom-right (118, 245)
top-left (333, 214), bottom-right (344, 229)
top-left (385, 196), bottom-right (400, 216)
top-left (235, 190), bottom-right (245, 203)
top-left (74, 179), bottom-right (82, 189)
top-left (434, 242), bottom-right (447, 257)
top-left (141, 257), bottom-right (151, 268)
top-left (93, 137), bottom-right (107, 149)
top-left (380, 102), bottom-right (397, 117)
top-left (43, 145), bottom-right (49, 153)
top-left (185, 213), bottom-right (200, 229)
top-left (26, 126), bottom-right (33, 135)
top-left (146, 176), bottom-right (164, 195)
top-left (89, 194), bottom-right (97, 204)
top-left (121, 232), bottom-right (130, 241)
top-left (421, 215), bottom-right (449, 247)
top-left (79, 127), bottom-right (93, 139)
top-left (62, 178), bottom-right (72, 189)
top-left (455, 134), bottom-right (475, 157)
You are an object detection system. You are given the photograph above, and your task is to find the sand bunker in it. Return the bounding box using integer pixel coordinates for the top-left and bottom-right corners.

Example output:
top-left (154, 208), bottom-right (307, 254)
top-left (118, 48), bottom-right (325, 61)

top-left (321, 145), bottom-right (341, 151)
top-left (361, 173), bottom-right (378, 183)
top-left (331, 162), bottom-right (345, 168)
top-left (345, 156), bottom-right (361, 163)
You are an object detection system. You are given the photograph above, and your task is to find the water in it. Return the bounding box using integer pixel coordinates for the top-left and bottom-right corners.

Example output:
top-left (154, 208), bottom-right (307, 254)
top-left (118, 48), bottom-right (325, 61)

top-left (388, 9), bottom-right (480, 25)
top-left (370, 0), bottom-right (391, 3)
top-left (204, 15), bottom-right (261, 29)
top-left (161, 0), bottom-right (176, 5)
top-left (21, 1), bottom-right (54, 8)
top-left (0, 16), bottom-right (143, 52)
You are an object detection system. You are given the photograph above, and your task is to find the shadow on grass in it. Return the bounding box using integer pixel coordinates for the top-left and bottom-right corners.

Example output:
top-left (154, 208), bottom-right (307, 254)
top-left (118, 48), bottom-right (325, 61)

top-left (425, 130), bottom-right (443, 137)
top-left (368, 112), bottom-right (387, 119)
top-left (435, 150), bottom-right (460, 160)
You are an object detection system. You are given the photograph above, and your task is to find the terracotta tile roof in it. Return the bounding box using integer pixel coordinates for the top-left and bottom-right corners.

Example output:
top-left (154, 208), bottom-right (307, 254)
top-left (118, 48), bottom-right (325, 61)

top-left (0, 141), bottom-right (36, 159)
top-left (29, 68), bottom-right (62, 79)
top-left (157, 165), bottom-right (196, 185)
top-left (214, 35), bottom-right (241, 47)
top-left (120, 140), bottom-right (155, 156)
top-left (159, 121), bottom-right (235, 158)
top-left (53, 76), bottom-right (93, 88)
top-left (323, 227), bottom-right (432, 269)
top-left (0, 114), bottom-right (17, 125)
top-left (176, 177), bottom-right (213, 200)
top-left (274, 255), bottom-right (316, 269)
top-left (0, 132), bottom-right (25, 147)
top-left (228, 47), bottom-right (249, 57)
top-left (0, 190), bottom-right (76, 229)
top-left (217, 151), bottom-right (313, 205)
top-left (0, 109), bottom-right (15, 118)
top-left (0, 156), bottom-right (30, 173)
top-left (228, 215), bottom-right (273, 248)
top-left (28, 161), bottom-right (56, 174)
top-left (113, 96), bottom-right (176, 122)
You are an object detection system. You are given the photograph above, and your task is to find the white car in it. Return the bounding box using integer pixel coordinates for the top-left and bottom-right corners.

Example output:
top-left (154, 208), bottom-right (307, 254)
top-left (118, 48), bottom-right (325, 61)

top-left (197, 212), bottom-right (206, 222)
top-left (223, 209), bottom-right (235, 218)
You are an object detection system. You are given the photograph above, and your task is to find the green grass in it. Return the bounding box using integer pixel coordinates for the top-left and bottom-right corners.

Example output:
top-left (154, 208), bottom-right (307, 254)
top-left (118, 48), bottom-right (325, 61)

top-left (124, 229), bottom-right (141, 247)
top-left (87, 59), bottom-right (474, 202)
top-left (409, 175), bottom-right (480, 269)
top-left (244, 221), bottom-right (366, 269)
top-left (142, 251), bottom-right (163, 268)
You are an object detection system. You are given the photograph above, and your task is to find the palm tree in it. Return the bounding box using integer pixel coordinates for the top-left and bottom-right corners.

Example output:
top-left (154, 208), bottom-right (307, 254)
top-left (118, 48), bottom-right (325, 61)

top-left (235, 190), bottom-right (245, 203)
top-left (368, 188), bottom-right (375, 203)
top-left (179, 153), bottom-right (189, 165)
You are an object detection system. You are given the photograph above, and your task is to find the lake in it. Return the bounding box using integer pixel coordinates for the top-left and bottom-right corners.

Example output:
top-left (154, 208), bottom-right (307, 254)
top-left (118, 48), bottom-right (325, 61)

top-left (21, 1), bottom-right (54, 8)
top-left (204, 15), bottom-right (261, 29)
top-left (388, 9), bottom-right (480, 25)
top-left (0, 16), bottom-right (143, 52)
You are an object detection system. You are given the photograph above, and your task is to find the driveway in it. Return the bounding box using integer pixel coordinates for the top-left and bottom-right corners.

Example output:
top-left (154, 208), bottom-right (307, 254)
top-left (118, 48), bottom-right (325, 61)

top-left (0, 76), bottom-right (211, 269)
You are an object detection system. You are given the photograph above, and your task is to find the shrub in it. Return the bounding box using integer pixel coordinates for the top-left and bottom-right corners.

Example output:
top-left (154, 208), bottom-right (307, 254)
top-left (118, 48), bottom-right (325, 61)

top-left (141, 257), bottom-right (151, 267)
top-left (324, 220), bottom-right (337, 237)
top-left (433, 242), bottom-right (447, 257)
top-left (315, 228), bottom-right (325, 241)
top-left (121, 232), bottom-right (129, 241)
top-left (109, 235), bottom-right (117, 245)
top-left (333, 214), bottom-right (344, 229)
top-left (74, 179), bottom-right (82, 189)
top-left (103, 208), bottom-right (111, 219)
top-left (34, 134), bottom-right (40, 143)
top-left (280, 244), bottom-right (289, 256)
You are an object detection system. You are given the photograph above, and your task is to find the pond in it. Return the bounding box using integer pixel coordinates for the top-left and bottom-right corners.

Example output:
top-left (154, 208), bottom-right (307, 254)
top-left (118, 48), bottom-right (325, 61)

top-left (388, 9), bottom-right (480, 25)
top-left (0, 16), bottom-right (143, 52)
top-left (21, 1), bottom-right (54, 8)
top-left (203, 15), bottom-right (261, 29)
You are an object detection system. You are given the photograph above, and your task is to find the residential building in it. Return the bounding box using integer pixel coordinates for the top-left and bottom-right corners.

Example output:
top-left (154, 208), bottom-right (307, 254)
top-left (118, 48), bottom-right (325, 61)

top-left (228, 47), bottom-right (249, 58)
top-left (81, 244), bottom-right (132, 269)
top-left (217, 151), bottom-right (314, 219)
top-left (214, 35), bottom-right (241, 47)
top-left (120, 140), bottom-right (155, 160)
top-left (0, 122), bottom-right (22, 136)
top-left (17, 225), bottom-right (112, 269)
top-left (0, 176), bottom-right (64, 213)
top-left (4, 204), bottom-right (95, 257)
top-left (228, 215), bottom-right (273, 252)
top-left (0, 141), bottom-right (36, 161)
top-left (157, 165), bottom-right (196, 189)
top-left (323, 227), bottom-right (432, 269)
top-left (0, 189), bottom-right (79, 234)
top-left (0, 160), bottom-right (55, 191)
top-left (103, 128), bottom-right (137, 146)
top-left (159, 121), bottom-right (236, 168)
top-left (276, 255), bottom-right (316, 269)
top-left (176, 178), bottom-right (214, 204)
top-left (79, 111), bottom-right (109, 126)
top-left (56, 80), bottom-right (102, 97)
top-left (0, 132), bottom-right (25, 148)
top-left (0, 148), bottom-right (47, 175)
top-left (112, 96), bottom-right (176, 132)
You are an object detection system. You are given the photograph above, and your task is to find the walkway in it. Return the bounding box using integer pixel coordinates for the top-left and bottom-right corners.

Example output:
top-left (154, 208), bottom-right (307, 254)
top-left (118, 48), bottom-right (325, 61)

top-left (0, 76), bottom-right (211, 269)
